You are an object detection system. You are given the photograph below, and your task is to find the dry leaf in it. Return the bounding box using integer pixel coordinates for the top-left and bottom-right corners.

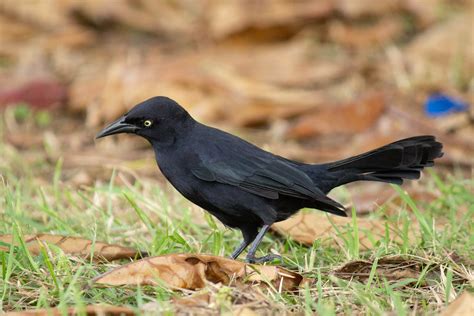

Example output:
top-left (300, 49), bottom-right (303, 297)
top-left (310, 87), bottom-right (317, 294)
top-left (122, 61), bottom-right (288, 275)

top-left (208, 0), bottom-right (335, 40)
top-left (146, 285), bottom-right (279, 315)
top-left (440, 291), bottom-right (474, 316)
top-left (349, 183), bottom-right (440, 214)
top-left (403, 0), bottom-right (451, 27)
top-left (5, 133), bottom-right (45, 149)
top-left (222, 37), bottom-right (350, 89)
top-left (70, 0), bottom-right (205, 39)
top-left (0, 0), bottom-right (204, 39)
top-left (0, 234), bottom-right (146, 261)
top-left (271, 211), bottom-right (416, 250)
top-left (233, 307), bottom-right (260, 316)
top-left (69, 51), bottom-right (331, 127)
top-left (287, 93), bottom-right (386, 139)
top-left (333, 256), bottom-right (422, 283)
top-left (93, 254), bottom-right (303, 291)
top-left (328, 17), bottom-right (404, 48)
top-left (405, 12), bottom-right (474, 88)
top-left (205, 65), bottom-right (327, 127)
top-left (0, 0), bottom-right (72, 29)
top-left (0, 15), bottom-right (36, 57)
top-left (172, 293), bottom-right (211, 307)
top-left (3, 305), bottom-right (135, 316)
top-left (337, 0), bottom-right (401, 18)
top-left (0, 77), bottom-right (67, 109)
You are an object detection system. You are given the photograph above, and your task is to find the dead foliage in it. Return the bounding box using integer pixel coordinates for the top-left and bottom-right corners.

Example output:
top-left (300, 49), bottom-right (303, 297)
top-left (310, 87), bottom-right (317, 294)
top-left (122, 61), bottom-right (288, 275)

top-left (208, 0), bottom-right (335, 41)
top-left (348, 183), bottom-right (440, 214)
top-left (0, 1), bottom-right (473, 314)
top-left (145, 284), bottom-right (288, 315)
top-left (0, 234), bottom-right (146, 261)
top-left (93, 254), bottom-right (303, 291)
top-left (405, 12), bottom-right (473, 90)
top-left (328, 17), bottom-right (405, 48)
top-left (0, 0), bottom-right (471, 138)
top-left (440, 291), bottom-right (474, 316)
top-left (333, 255), bottom-right (472, 287)
top-left (0, 0), bottom-right (472, 176)
top-left (333, 256), bottom-right (422, 283)
top-left (271, 211), bottom-right (417, 250)
top-left (287, 93), bottom-right (386, 139)
top-left (3, 305), bottom-right (135, 316)
top-left (0, 76), bottom-right (67, 109)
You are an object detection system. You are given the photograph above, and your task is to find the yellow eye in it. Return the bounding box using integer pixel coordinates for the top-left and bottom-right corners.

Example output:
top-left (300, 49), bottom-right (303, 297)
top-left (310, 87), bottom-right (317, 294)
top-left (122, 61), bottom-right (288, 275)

top-left (143, 120), bottom-right (153, 127)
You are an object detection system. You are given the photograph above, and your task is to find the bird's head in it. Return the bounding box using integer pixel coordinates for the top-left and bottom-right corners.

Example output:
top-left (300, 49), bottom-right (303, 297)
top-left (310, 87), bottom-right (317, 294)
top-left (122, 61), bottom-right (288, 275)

top-left (96, 96), bottom-right (194, 144)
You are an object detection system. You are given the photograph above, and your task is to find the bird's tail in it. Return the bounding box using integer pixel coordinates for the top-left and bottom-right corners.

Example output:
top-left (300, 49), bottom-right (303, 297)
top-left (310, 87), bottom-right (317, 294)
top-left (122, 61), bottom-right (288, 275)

top-left (314, 136), bottom-right (443, 193)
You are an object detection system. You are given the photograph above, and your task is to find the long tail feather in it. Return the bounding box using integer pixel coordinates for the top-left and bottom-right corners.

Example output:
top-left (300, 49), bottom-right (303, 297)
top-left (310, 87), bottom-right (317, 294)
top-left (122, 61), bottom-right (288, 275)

top-left (319, 136), bottom-right (443, 191)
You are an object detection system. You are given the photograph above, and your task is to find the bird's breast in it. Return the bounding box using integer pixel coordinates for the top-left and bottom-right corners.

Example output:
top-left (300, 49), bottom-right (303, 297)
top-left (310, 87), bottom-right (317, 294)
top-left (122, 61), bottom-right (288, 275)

top-left (153, 150), bottom-right (200, 196)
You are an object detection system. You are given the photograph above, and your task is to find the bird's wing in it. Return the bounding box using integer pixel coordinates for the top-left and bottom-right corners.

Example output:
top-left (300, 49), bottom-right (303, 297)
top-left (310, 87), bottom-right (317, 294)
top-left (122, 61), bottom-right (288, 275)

top-left (191, 149), bottom-right (346, 216)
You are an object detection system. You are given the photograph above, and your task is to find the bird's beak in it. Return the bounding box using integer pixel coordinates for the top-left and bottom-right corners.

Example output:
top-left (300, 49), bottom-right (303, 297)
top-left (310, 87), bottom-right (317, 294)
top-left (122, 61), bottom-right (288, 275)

top-left (95, 117), bottom-right (138, 139)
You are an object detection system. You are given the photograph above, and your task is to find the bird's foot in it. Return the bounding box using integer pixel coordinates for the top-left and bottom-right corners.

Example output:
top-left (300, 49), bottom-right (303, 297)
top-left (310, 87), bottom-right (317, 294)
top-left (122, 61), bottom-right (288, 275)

top-left (245, 253), bottom-right (282, 264)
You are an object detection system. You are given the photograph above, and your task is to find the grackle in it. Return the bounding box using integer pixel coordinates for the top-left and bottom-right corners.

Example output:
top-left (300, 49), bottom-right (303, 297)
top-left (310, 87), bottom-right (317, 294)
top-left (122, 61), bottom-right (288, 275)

top-left (96, 96), bottom-right (443, 263)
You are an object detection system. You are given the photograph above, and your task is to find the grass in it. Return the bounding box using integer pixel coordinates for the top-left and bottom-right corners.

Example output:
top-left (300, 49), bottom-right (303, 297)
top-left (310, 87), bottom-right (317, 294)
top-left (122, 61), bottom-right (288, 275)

top-left (0, 131), bottom-right (473, 315)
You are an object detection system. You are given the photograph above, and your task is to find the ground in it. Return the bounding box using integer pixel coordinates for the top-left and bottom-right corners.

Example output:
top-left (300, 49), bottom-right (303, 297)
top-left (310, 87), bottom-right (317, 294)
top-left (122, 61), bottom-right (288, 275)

top-left (0, 112), bottom-right (472, 315)
top-left (0, 1), bottom-right (473, 313)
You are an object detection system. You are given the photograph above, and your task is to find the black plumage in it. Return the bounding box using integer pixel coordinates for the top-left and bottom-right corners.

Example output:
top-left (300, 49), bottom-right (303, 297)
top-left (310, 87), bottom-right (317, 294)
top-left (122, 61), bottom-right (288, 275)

top-left (96, 96), bottom-right (444, 263)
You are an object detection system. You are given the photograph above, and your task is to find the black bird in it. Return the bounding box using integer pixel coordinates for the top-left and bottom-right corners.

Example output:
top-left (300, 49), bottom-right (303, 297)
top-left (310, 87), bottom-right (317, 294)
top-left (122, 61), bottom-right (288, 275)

top-left (96, 96), bottom-right (443, 263)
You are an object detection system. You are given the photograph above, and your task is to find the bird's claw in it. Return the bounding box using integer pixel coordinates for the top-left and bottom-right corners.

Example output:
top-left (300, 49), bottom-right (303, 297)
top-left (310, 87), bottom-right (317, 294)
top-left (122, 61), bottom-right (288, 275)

top-left (245, 254), bottom-right (282, 264)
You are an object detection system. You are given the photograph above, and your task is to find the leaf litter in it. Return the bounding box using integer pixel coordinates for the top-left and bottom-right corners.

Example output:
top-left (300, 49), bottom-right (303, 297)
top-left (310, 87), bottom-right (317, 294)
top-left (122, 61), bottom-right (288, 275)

top-left (271, 211), bottom-right (418, 250)
top-left (144, 284), bottom-right (285, 315)
top-left (0, 0), bottom-right (473, 314)
top-left (3, 305), bottom-right (135, 316)
top-left (333, 256), bottom-right (422, 284)
top-left (332, 254), bottom-right (472, 300)
top-left (0, 234), bottom-right (147, 261)
top-left (92, 254), bottom-right (303, 292)
top-left (440, 291), bottom-right (474, 316)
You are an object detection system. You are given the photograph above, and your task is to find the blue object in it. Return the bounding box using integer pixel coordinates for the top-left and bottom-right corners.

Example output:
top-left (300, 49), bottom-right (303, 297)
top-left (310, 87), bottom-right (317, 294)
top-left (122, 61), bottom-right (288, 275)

top-left (425, 93), bottom-right (469, 117)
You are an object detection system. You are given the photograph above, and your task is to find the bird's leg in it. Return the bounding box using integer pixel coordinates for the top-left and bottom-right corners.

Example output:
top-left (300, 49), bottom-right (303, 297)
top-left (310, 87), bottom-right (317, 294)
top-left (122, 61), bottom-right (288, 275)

top-left (229, 239), bottom-right (251, 260)
top-left (229, 227), bottom-right (258, 260)
top-left (245, 224), bottom-right (281, 264)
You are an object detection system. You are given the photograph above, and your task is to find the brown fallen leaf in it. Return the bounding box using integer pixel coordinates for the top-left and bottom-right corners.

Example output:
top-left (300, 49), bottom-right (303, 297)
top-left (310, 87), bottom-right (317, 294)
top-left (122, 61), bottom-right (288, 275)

top-left (337, 0), bottom-right (401, 18)
top-left (5, 133), bottom-right (45, 149)
top-left (349, 182), bottom-right (440, 214)
top-left (206, 65), bottom-right (328, 127)
top-left (93, 254), bottom-right (303, 291)
top-left (403, 0), bottom-right (451, 27)
top-left (208, 0), bottom-right (335, 40)
top-left (172, 292), bottom-right (211, 308)
top-left (440, 291), bottom-right (474, 316)
top-left (328, 17), bottom-right (404, 49)
top-left (145, 285), bottom-right (279, 315)
top-left (271, 211), bottom-right (416, 250)
top-left (3, 305), bottom-right (135, 316)
top-left (287, 93), bottom-right (386, 139)
top-left (0, 77), bottom-right (67, 109)
top-left (333, 256), bottom-right (422, 283)
top-left (0, 15), bottom-right (37, 58)
top-left (223, 37), bottom-right (351, 89)
top-left (404, 12), bottom-right (473, 90)
top-left (233, 307), bottom-right (260, 316)
top-left (0, 234), bottom-right (146, 261)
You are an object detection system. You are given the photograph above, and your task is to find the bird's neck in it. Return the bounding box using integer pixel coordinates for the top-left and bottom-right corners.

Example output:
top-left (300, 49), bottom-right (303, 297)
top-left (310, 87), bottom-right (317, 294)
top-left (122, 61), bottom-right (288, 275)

top-left (149, 119), bottom-right (196, 153)
top-left (149, 117), bottom-right (196, 148)
top-left (149, 134), bottom-right (176, 148)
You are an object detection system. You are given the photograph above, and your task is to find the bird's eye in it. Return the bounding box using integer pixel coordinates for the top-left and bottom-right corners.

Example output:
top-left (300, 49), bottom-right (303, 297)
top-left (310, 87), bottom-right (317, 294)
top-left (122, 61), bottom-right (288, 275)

top-left (143, 120), bottom-right (153, 127)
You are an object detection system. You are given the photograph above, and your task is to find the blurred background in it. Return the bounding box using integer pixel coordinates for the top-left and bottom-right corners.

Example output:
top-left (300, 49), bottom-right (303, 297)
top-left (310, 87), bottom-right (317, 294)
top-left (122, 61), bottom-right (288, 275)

top-left (0, 0), bottom-right (472, 188)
